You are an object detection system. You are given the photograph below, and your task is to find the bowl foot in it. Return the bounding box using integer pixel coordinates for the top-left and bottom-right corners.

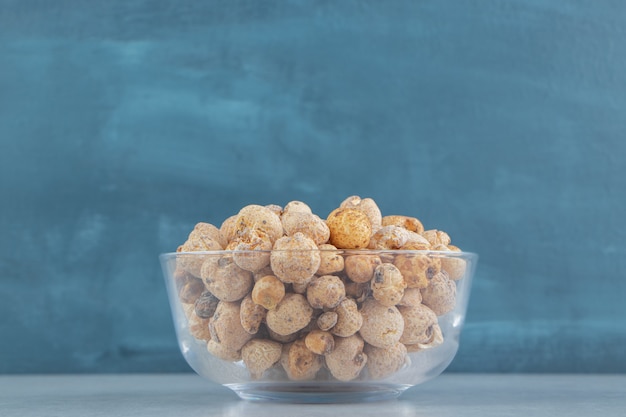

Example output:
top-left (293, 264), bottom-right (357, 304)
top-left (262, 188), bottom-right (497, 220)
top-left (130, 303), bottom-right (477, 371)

top-left (226, 382), bottom-right (410, 403)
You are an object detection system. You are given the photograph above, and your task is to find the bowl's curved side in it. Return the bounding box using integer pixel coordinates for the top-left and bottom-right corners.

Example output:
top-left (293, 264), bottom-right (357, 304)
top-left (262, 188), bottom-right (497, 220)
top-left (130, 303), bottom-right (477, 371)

top-left (159, 251), bottom-right (477, 394)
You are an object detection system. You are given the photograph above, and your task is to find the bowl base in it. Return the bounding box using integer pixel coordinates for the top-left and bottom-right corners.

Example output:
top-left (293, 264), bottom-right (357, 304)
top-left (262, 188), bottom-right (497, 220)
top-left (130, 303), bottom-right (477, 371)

top-left (226, 382), bottom-right (411, 403)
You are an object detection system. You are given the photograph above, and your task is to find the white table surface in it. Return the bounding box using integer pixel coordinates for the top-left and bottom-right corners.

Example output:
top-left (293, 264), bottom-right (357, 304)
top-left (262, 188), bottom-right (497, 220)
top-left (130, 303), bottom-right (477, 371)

top-left (1, 373), bottom-right (624, 416)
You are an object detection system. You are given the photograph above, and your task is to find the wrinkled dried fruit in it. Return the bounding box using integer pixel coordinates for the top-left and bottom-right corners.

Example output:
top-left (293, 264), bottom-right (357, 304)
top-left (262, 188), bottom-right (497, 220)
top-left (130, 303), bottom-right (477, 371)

top-left (194, 290), bottom-right (219, 318)
top-left (242, 339), bottom-right (282, 379)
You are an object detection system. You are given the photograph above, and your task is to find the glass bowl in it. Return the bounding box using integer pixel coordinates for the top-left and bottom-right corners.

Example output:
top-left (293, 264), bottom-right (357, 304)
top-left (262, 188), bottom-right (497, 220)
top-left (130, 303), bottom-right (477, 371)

top-left (160, 249), bottom-right (477, 403)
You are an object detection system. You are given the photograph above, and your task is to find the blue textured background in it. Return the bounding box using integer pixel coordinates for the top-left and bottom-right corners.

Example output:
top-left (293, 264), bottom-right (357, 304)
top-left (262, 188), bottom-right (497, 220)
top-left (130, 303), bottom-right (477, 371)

top-left (1, 0), bottom-right (625, 373)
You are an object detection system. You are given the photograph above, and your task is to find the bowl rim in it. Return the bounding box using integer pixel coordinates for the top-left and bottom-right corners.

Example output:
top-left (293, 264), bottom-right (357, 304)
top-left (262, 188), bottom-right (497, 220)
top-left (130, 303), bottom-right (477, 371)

top-left (160, 249), bottom-right (478, 260)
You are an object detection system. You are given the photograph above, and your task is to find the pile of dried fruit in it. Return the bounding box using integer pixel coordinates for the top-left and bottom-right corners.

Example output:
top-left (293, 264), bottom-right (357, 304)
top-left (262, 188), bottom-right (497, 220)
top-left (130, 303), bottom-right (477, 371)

top-left (173, 196), bottom-right (466, 381)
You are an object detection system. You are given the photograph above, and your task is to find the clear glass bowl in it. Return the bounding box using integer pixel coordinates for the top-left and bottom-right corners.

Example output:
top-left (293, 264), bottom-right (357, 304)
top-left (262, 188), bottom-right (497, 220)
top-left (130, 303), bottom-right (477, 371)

top-left (160, 249), bottom-right (477, 403)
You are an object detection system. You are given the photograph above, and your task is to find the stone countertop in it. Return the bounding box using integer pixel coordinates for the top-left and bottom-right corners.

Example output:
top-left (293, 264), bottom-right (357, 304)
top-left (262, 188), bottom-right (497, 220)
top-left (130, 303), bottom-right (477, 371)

top-left (1, 373), bottom-right (624, 416)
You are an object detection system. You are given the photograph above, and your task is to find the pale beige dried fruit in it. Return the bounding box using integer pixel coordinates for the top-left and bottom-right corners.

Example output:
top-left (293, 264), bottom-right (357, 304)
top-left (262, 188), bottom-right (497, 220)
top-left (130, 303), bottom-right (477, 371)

top-left (207, 339), bottom-right (242, 361)
top-left (404, 323), bottom-right (443, 352)
top-left (421, 271), bottom-right (457, 315)
top-left (344, 281), bottom-right (370, 303)
top-left (282, 212), bottom-right (330, 245)
top-left (326, 208), bottom-right (372, 249)
top-left (270, 233), bottom-right (320, 284)
top-left (368, 225), bottom-right (428, 250)
top-left (306, 275), bottom-right (346, 309)
top-left (219, 215), bottom-right (239, 246)
top-left (331, 298), bottom-right (363, 337)
top-left (241, 339), bottom-right (282, 379)
top-left (381, 215), bottom-right (424, 234)
top-left (178, 276), bottom-right (205, 304)
top-left (267, 326), bottom-right (300, 344)
top-left (398, 304), bottom-right (439, 345)
top-left (422, 229), bottom-right (451, 247)
top-left (305, 330), bottom-right (335, 355)
top-left (188, 311), bottom-right (212, 341)
top-left (316, 244), bottom-right (345, 275)
top-left (359, 299), bottom-right (404, 348)
top-left (240, 294), bottom-right (266, 334)
top-left (365, 342), bottom-right (408, 379)
top-left (265, 204), bottom-right (283, 217)
top-left (437, 244), bottom-right (467, 280)
top-left (251, 275), bottom-right (285, 310)
top-left (317, 311), bottom-right (338, 331)
top-left (209, 301), bottom-right (254, 351)
top-left (181, 303), bottom-right (195, 320)
top-left (253, 265), bottom-right (275, 282)
top-left (177, 224), bottom-right (224, 277)
top-left (266, 293), bottom-right (313, 336)
top-left (232, 228), bottom-right (272, 272)
top-left (201, 255), bottom-right (253, 302)
top-left (283, 201), bottom-right (312, 215)
top-left (173, 268), bottom-right (194, 292)
top-left (291, 278), bottom-right (312, 294)
top-left (344, 254), bottom-right (382, 283)
top-left (397, 288), bottom-right (422, 307)
top-left (176, 197), bottom-right (465, 382)
top-left (324, 334), bottom-right (368, 381)
top-left (371, 263), bottom-right (406, 307)
top-left (234, 205), bottom-right (284, 244)
top-left (281, 339), bottom-right (323, 381)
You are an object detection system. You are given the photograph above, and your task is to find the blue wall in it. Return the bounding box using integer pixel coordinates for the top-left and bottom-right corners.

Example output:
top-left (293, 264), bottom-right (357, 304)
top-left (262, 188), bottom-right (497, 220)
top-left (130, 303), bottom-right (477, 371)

top-left (1, 0), bottom-right (625, 373)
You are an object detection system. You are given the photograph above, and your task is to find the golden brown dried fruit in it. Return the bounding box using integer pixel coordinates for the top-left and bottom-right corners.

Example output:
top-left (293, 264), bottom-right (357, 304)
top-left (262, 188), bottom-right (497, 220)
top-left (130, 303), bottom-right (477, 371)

top-left (340, 196), bottom-right (383, 233)
top-left (393, 242), bottom-right (441, 289)
top-left (281, 339), bottom-right (323, 380)
top-left (326, 208), bottom-right (372, 249)
top-left (305, 330), bottom-right (335, 355)
top-left (251, 275), bottom-right (285, 310)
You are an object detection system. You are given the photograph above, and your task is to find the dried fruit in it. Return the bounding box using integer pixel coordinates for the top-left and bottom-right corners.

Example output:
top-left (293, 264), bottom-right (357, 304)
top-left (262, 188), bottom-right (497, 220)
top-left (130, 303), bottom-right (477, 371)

top-left (174, 195), bottom-right (469, 382)
top-left (306, 275), bottom-right (345, 309)
top-left (266, 293), bottom-right (313, 336)
top-left (326, 208), bottom-right (372, 249)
